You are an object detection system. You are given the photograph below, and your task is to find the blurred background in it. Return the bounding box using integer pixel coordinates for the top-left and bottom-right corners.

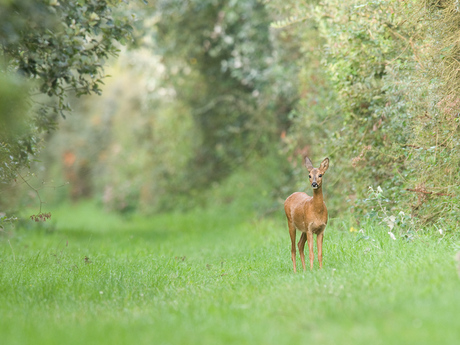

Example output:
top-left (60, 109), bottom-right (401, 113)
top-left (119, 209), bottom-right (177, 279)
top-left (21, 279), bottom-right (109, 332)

top-left (1, 0), bottom-right (460, 230)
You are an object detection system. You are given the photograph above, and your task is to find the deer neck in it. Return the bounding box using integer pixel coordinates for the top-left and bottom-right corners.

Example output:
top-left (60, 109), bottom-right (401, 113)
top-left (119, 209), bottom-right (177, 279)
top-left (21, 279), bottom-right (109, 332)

top-left (311, 186), bottom-right (324, 211)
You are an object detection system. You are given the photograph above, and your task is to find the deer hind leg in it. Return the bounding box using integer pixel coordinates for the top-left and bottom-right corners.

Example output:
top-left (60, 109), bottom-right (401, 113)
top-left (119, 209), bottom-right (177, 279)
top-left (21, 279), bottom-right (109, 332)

top-left (298, 232), bottom-right (307, 271)
top-left (317, 231), bottom-right (324, 269)
top-left (306, 231), bottom-right (314, 270)
top-left (288, 222), bottom-right (297, 273)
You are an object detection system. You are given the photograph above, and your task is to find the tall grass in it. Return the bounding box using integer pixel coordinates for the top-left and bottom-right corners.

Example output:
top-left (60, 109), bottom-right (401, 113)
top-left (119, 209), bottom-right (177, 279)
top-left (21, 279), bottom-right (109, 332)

top-left (1, 202), bottom-right (460, 345)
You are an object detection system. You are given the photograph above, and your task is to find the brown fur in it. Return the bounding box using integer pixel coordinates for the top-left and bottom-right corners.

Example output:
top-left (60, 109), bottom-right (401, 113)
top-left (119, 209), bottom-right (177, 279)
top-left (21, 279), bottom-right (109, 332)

top-left (284, 157), bottom-right (329, 272)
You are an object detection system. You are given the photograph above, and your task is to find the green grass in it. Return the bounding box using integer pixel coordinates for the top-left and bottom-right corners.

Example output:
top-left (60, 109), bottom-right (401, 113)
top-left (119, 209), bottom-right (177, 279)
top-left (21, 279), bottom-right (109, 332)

top-left (1, 202), bottom-right (460, 345)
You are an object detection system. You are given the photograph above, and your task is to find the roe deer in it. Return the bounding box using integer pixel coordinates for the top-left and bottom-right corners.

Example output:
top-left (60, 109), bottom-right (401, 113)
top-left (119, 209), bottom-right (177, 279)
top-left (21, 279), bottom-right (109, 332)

top-left (284, 157), bottom-right (329, 272)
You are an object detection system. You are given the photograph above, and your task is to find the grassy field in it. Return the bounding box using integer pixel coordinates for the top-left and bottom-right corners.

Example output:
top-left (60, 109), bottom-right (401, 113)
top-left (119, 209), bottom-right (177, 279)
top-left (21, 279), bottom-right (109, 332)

top-left (1, 202), bottom-right (460, 345)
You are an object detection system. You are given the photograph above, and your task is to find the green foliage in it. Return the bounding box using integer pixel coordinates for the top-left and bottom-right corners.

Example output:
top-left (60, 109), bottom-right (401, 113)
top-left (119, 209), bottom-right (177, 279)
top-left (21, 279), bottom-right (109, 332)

top-left (266, 0), bottom-right (344, 213)
top-left (0, 0), bottom-right (134, 187)
top-left (2, 0), bottom-right (133, 117)
top-left (30, 49), bottom-right (200, 213)
top-left (400, 1), bottom-right (460, 226)
top-left (5, 0), bottom-right (460, 229)
top-left (151, 0), bottom-right (296, 185)
top-left (25, 1), bottom-right (297, 214)
top-left (268, 0), bottom-right (460, 229)
top-left (37, 78), bottom-right (287, 213)
top-left (314, 0), bottom-right (413, 210)
top-left (0, 69), bottom-right (33, 183)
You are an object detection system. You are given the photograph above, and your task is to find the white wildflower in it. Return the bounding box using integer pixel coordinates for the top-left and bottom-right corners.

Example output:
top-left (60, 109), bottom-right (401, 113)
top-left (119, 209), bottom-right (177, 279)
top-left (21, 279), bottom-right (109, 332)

top-left (384, 215), bottom-right (396, 230)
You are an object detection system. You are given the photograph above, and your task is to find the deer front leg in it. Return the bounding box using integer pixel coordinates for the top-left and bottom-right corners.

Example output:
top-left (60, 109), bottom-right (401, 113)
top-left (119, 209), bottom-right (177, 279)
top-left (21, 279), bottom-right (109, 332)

top-left (306, 231), bottom-right (314, 270)
top-left (317, 231), bottom-right (324, 269)
top-left (298, 232), bottom-right (307, 271)
top-left (289, 223), bottom-right (297, 273)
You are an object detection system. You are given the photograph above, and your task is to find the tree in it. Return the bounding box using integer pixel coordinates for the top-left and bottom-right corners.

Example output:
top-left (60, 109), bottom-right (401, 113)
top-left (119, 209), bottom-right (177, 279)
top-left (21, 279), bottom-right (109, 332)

top-left (151, 0), bottom-right (298, 186)
top-left (0, 0), bottom-right (133, 186)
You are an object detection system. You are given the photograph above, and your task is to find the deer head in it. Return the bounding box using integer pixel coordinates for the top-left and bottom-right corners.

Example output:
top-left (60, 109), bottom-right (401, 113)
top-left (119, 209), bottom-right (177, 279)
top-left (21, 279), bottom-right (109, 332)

top-left (305, 157), bottom-right (329, 190)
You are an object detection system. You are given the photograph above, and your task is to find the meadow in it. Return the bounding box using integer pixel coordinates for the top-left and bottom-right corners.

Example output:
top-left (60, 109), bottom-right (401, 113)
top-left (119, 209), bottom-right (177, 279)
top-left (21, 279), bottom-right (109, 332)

top-left (1, 201), bottom-right (460, 345)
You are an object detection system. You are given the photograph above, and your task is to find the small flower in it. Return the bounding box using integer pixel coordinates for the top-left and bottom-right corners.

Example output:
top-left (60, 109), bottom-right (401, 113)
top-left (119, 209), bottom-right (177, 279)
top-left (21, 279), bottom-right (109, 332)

top-left (99, 291), bottom-right (103, 295)
top-left (388, 231), bottom-right (396, 240)
top-left (383, 215), bottom-right (396, 230)
top-left (350, 227), bottom-right (358, 232)
top-left (438, 229), bottom-right (443, 235)
top-left (377, 186), bottom-right (383, 193)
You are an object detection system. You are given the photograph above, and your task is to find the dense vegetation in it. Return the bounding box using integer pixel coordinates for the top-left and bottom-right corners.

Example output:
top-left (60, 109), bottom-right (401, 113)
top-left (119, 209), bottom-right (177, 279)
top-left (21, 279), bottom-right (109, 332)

top-left (269, 0), bottom-right (460, 230)
top-left (0, 0), bottom-right (133, 210)
top-left (2, 1), bottom-right (460, 228)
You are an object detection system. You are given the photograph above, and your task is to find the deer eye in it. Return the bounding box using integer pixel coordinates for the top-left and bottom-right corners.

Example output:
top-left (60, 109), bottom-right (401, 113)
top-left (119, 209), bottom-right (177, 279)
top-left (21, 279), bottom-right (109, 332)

top-left (308, 175), bottom-right (311, 178)
top-left (319, 174), bottom-right (322, 177)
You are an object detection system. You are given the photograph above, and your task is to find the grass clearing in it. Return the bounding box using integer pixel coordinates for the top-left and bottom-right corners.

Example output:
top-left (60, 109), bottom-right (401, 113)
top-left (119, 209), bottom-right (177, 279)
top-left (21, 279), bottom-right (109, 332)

top-left (1, 202), bottom-right (460, 345)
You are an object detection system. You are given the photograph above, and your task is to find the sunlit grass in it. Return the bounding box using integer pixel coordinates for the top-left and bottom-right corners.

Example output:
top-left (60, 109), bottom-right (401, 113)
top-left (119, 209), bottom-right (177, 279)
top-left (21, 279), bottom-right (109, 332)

top-left (1, 202), bottom-right (460, 345)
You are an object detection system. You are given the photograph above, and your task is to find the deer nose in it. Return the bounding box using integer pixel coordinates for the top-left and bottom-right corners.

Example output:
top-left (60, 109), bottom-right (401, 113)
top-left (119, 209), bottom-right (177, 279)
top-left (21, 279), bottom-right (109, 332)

top-left (312, 182), bottom-right (318, 188)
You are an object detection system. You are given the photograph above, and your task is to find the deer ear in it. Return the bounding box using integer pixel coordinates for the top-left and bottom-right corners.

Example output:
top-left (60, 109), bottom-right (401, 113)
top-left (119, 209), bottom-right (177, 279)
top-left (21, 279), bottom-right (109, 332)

top-left (319, 157), bottom-right (329, 173)
top-left (305, 157), bottom-right (314, 172)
